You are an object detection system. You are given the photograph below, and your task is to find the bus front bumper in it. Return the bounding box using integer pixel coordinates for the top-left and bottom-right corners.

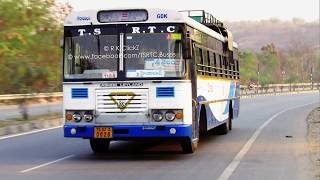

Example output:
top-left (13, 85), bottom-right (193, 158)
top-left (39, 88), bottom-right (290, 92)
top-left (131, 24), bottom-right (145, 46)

top-left (64, 124), bottom-right (192, 139)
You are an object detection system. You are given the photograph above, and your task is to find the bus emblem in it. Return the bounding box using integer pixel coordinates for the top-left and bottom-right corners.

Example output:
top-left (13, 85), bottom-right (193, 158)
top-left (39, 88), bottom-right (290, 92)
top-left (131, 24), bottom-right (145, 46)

top-left (109, 92), bottom-right (136, 112)
top-left (118, 100), bottom-right (127, 109)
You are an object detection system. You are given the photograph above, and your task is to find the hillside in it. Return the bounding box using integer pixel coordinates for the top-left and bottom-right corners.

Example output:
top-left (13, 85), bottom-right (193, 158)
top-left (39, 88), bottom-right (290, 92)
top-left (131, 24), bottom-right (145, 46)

top-left (226, 19), bottom-right (320, 51)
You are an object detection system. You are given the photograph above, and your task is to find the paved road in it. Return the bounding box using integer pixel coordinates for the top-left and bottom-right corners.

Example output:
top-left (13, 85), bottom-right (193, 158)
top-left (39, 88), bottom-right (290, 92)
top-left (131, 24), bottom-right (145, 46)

top-left (0, 103), bottom-right (62, 120)
top-left (0, 93), bottom-right (319, 180)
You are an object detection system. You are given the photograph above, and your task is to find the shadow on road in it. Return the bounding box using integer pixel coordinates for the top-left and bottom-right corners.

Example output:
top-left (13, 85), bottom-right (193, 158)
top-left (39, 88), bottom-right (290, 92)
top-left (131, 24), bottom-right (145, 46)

top-left (74, 132), bottom-right (222, 161)
top-left (71, 132), bottom-right (221, 162)
top-left (73, 141), bottom-right (185, 161)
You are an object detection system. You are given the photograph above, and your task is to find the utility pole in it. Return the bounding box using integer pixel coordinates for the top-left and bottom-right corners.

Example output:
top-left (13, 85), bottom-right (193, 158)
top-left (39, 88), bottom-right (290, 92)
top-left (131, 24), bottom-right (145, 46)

top-left (281, 70), bottom-right (286, 83)
top-left (257, 63), bottom-right (260, 94)
top-left (257, 63), bottom-right (260, 84)
top-left (310, 67), bottom-right (313, 90)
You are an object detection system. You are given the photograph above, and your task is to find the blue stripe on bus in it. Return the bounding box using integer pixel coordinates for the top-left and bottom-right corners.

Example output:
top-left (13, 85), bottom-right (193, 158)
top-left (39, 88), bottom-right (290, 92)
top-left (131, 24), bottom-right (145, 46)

top-left (223, 82), bottom-right (236, 115)
top-left (64, 124), bottom-right (192, 139)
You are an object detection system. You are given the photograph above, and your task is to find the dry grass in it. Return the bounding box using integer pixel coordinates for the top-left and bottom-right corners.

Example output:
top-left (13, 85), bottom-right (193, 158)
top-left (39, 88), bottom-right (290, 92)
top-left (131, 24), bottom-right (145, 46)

top-left (307, 107), bottom-right (320, 178)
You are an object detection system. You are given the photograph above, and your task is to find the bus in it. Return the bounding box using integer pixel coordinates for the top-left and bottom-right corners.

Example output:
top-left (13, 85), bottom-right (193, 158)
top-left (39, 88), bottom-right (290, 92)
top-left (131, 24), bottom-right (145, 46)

top-left (63, 8), bottom-right (240, 153)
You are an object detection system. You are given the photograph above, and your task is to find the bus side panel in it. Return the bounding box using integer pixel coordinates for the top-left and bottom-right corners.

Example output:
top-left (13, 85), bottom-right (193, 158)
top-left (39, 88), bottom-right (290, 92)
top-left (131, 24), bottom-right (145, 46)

top-left (196, 77), bottom-right (237, 131)
top-left (232, 82), bottom-right (240, 118)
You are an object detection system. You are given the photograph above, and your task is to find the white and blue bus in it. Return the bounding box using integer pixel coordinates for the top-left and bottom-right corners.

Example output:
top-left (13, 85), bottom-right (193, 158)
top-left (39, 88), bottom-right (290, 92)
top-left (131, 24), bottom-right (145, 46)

top-left (63, 8), bottom-right (240, 153)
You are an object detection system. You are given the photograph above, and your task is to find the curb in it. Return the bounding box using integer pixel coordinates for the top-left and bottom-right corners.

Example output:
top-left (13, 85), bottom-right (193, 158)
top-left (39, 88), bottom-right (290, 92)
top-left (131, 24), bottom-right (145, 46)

top-left (0, 118), bottom-right (63, 137)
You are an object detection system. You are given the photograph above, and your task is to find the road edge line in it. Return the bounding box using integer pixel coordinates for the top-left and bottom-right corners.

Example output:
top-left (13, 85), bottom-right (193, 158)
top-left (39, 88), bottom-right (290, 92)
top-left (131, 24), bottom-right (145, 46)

top-left (20, 154), bottom-right (75, 173)
top-left (0, 126), bottom-right (62, 140)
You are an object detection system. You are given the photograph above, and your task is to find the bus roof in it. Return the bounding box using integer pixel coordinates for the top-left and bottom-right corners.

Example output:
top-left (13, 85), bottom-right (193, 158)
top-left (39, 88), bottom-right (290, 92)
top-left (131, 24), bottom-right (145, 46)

top-left (64, 8), bottom-right (238, 48)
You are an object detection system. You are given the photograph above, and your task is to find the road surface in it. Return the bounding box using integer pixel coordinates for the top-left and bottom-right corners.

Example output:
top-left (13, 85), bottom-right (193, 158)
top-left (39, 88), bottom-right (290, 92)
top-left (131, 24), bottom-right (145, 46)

top-left (0, 93), bottom-right (319, 180)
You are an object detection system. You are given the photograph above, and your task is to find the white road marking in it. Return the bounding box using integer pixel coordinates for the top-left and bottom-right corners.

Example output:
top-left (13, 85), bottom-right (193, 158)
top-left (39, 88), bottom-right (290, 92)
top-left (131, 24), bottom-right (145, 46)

top-left (217, 101), bottom-right (318, 180)
top-left (0, 126), bottom-right (62, 140)
top-left (20, 154), bottom-right (75, 173)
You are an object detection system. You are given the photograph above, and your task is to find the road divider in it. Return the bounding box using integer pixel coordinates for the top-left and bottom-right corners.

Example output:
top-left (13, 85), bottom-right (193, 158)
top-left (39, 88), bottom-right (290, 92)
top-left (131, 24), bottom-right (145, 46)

top-left (0, 92), bottom-right (62, 100)
top-left (0, 83), bottom-right (318, 103)
top-left (241, 90), bottom-right (319, 99)
top-left (240, 83), bottom-right (320, 97)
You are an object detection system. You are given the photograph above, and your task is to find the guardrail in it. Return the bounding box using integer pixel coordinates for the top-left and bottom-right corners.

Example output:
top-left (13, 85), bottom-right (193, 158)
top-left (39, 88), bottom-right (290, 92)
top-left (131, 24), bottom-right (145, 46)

top-left (240, 83), bottom-right (320, 96)
top-left (0, 92), bottom-right (62, 100)
top-left (0, 83), bottom-right (319, 101)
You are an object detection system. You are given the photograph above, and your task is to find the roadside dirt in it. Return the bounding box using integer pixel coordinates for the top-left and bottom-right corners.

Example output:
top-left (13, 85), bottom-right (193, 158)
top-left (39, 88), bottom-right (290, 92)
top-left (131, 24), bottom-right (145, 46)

top-left (307, 107), bottom-right (320, 178)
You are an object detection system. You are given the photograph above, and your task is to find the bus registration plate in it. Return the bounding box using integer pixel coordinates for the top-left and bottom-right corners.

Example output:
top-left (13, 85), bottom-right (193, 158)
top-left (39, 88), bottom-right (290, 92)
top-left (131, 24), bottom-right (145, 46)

top-left (94, 127), bottom-right (113, 138)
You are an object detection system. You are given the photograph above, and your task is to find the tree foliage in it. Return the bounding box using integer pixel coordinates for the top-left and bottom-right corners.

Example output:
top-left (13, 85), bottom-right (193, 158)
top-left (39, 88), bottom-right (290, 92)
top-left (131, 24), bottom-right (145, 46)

top-left (240, 43), bottom-right (320, 85)
top-left (0, 1), bottom-right (319, 95)
top-left (0, 0), bottom-right (68, 94)
top-left (239, 51), bottom-right (258, 83)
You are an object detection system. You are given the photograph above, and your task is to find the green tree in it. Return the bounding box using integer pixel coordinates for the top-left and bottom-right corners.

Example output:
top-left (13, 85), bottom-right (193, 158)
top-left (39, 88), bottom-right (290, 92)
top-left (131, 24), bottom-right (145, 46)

top-left (256, 44), bottom-right (280, 85)
top-left (0, 0), bottom-right (70, 119)
top-left (0, 0), bottom-right (64, 95)
top-left (314, 51), bottom-right (320, 82)
top-left (239, 51), bottom-right (258, 84)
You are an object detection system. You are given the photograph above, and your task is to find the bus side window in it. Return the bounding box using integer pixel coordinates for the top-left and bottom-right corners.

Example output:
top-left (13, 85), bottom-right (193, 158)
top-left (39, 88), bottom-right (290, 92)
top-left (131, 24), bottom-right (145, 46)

top-left (231, 59), bottom-right (235, 79)
top-left (195, 47), bottom-right (202, 75)
top-left (207, 51), bottom-right (211, 76)
top-left (236, 59), bottom-right (239, 79)
top-left (209, 52), bottom-right (216, 77)
top-left (202, 50), bottom-right (209, 76)
top-left (215, 54), bottom-right (218, 77)
top-left (228, 58), bottom-right (232, 79)
top-left (219, 54), bottom-right (223, 77)
top-left (199, 48), bottom-right (204, 75)
top-left (223, 56), bottom-right (228, 78)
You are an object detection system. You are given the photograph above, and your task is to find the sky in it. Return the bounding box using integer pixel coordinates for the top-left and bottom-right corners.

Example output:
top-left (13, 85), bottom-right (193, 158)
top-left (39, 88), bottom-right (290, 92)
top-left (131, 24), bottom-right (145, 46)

top-left (57, 0), bottom-right (319, 22)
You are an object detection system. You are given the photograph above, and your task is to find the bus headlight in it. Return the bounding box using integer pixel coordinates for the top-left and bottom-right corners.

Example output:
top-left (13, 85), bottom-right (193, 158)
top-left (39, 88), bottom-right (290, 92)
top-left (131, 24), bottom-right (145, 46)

top-left (73, 112), bottom-right (82, 122)
top-left (165, 111), bottom-right (176, 121)
top-left (151, 109), bottom-right (183, 122)
top-left (152, 111), bottom-right (163, 122)
top-left (84, 112), bottom-right (93, 122)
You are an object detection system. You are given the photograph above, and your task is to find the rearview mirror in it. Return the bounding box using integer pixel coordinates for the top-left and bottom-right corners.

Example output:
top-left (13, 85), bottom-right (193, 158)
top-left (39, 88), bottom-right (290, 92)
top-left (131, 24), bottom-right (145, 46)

top-left (226, 30), bottom-right (233, 51)
top-left (60, 38), bottom-right (64, 49)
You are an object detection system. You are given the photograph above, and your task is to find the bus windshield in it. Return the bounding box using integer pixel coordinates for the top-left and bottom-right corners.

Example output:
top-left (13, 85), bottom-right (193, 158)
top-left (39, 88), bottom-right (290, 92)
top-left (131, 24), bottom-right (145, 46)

top-left (64, 34), bottom-right (118, 79)
top-left (125, 33), bottom-right (184, 78)
top-left (64, 26), bottom-right (184, 80)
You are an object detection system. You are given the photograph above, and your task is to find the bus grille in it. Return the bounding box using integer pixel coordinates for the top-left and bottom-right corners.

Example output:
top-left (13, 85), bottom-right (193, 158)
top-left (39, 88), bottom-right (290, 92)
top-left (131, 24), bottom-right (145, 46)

top-left (95, 89), bottom-right (148, 114)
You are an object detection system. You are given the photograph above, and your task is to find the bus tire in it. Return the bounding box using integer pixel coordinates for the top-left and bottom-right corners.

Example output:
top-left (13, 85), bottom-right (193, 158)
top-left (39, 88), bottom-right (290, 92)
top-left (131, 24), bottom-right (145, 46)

top-left (228, 115), bottom-right (232, 131)
top-left (181, 138), bottom-right (198, 154)
top-left (214, 119), bottom-right (230, 135)
top-left (90, 139), bottom-right (110, 153)
top-left (199, 105), bottom-right (207, 135)
top-left (229, 102), bottom-right (233, 131)
top-left (219, 122), bottom-right (229, 135)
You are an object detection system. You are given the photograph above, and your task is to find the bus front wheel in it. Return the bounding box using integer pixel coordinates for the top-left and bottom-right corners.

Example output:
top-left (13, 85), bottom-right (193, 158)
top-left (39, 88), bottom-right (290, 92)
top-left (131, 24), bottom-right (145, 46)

top-left (181, 138), bottom-right (198, 154)
top-left (90, 139), bottom-right (110, 153)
